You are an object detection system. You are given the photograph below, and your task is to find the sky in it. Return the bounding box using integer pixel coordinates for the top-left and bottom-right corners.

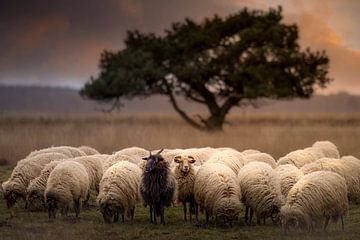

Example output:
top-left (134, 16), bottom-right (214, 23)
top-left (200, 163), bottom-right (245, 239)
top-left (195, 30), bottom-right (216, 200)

top-left (0, 0), bottom-right (359, 94)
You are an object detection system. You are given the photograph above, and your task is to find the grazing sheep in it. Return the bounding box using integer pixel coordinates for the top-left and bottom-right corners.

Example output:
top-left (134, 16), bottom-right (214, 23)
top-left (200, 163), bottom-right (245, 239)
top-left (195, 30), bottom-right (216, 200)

top-left (172, 155), bottom-right (199, 221)
top-left (45, 161), bottom-right (90, 218)
top-left (2, 152), bottom-right (68, 209)
top-left (206, 149), bottom-right (245, 175)
top-left (26, 160), bottom-right (62, 209)
top-left (241, 149), bottom-right (261, 156)
top-left (115, 147), bottom-right (149, 160)
top-left (139, 149), bottom-right (177, 225)
top-left (237, 161), bottom-right (284, 225)
top-left (194, 163), bottom-right (242, 227)
top-left (72, 156), bottom-right (104, 194)
top-left (103, 153), bottom-right (140, 172)
top-left (312, 141), bottom-right (340, 159)
top-left (301, 157), bottom-right (360, 203)
top-left (244, 153), bottom-right (277, 169)
top-left (280, 171), bottom-right (348, 232)
top-left (277, 150), bottom-right (314, 168)
top-left (275, 164), bottom-right (304, 197)
top-left (97, 161), bottom-right (142, 223)
top-left (78, 146), bottom-right (100, 155)
top-left (179, 147), bottom-right (219, 165)
top-left (27, 146), bottom-right (86, 158)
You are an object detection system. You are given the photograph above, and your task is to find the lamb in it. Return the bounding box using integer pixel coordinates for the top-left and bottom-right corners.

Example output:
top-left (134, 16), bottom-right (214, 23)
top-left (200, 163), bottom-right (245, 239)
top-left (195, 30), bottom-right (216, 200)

top-left (237, 161), bottom-right (284, 225)
top-left (26, 160), bottom-right (62, 209)
top-left (139, 149), bottom-right (177, 225)
top-left (275, 164), bottom-right (304, 197)
top-left (280, 171), bottom-right (348, 232)
top-left (244, 152), bottom-right (277, 169)
top-left (312, 141), bottom-right (340, 158)
top-left (194, 163), bottom-right (242, 227)
top-left (27, 146), bottom-right (86, 158)
top-left (301, 157), bottom-right (360, 203)
top-left (206, 149), bottom-right (245, 175)
top-left (97, 161), bottom-right (142, 223)
top-left (45, 161), bottom-right (90, 218)
top-left (172, 154), bottom-right (199, 221)
top-left (2, 152), bottom-right (68, 209)
top-left (78, 145), bottom-right (100, 155)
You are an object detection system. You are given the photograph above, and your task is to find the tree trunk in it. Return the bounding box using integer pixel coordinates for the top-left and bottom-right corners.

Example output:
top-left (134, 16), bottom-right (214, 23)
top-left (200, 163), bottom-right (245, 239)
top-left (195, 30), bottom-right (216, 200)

top-left (203, 114), bottom-right (225, 131)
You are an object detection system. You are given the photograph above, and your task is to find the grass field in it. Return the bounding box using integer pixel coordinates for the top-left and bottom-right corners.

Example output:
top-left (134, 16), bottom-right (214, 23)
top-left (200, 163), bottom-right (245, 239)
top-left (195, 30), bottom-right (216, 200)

top-left (1, 112), bottom-right (360, 239)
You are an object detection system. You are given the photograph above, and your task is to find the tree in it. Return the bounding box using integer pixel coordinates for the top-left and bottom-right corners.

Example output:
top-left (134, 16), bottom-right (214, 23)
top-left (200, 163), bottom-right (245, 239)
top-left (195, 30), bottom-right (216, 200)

top-left (80, 7), bottom-right (331, 131)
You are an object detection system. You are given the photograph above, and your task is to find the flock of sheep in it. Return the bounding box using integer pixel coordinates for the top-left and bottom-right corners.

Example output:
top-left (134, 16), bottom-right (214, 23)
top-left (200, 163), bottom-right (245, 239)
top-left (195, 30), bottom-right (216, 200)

top-left (1, 141), bottom-right (359, 232)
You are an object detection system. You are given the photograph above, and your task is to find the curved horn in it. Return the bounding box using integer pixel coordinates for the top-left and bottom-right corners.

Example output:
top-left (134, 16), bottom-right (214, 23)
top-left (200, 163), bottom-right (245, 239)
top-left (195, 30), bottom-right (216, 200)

top-left (157, 149), bottom-right (164, 155)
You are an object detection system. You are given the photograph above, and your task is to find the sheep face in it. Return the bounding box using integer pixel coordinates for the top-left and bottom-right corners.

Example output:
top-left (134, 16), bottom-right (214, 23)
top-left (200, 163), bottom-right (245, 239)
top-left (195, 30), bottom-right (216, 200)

top-left (100, 203), bottom-right (116, 224)
top-left (26, 190), bottom-right (43, 209)
top-left (142, 149), bottom-right (165, 173)
top-left (280, 208), bottom-right (310, 232)
top-left (174, 155), bottom-right (196, 173)
top-left (47, 196), bottom-right (58, 219)
top-left (4, 189), bottom-right (24, 208)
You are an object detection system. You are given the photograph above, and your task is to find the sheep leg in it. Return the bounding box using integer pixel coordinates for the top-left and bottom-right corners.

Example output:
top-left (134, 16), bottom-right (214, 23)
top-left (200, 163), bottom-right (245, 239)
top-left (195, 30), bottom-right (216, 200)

top-left (153, 205), bottom-right (157, 225)
top-left (122, 214), bottom-right (125, 223)
top-left (149, 205), bottom-right (153, 224)
top-left (161, 205), bottom-right (165, 225)
top-left (341, 216), bottom-right (344, 231)
top-left (263, 217), bottom-right (266, 225)
top-left (249, 208), bottom-right (254, 225)
top-left (323, 216), bottom-right (330, 232)
top-left (245, 206), bottom-right (249, 225)
top-left (205, 210), bottom-right (210, 225)
top-left (74, 199), bottom-right (80, 218)
top-left (189, 201), bottom-right (194, 222)
top-left (130, 207), bottom-right (135, 220)
top-left (195, 203), bottom-right (199, 222)
top-left (114, 211), bottom-right (119, 223)
top-left (183, 201), bottom-right (187, 221)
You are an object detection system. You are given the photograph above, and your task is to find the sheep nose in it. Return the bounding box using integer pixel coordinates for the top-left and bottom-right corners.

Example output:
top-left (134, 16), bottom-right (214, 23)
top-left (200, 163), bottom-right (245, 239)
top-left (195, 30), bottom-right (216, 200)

top-left (183, 166), bottom-right (189, 171)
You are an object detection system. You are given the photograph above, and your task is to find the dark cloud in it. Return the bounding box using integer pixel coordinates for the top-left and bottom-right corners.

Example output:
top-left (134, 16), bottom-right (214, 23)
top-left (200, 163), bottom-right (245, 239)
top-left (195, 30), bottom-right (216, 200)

top-left (0, 0), bottom-right (359, 94)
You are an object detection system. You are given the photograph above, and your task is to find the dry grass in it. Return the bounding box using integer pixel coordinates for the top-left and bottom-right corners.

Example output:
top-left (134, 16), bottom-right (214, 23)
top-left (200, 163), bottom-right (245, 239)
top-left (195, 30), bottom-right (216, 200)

top-left (1, 112), bottom-right (360, 164)
top-left (1, 112), bottom-right (360, 239)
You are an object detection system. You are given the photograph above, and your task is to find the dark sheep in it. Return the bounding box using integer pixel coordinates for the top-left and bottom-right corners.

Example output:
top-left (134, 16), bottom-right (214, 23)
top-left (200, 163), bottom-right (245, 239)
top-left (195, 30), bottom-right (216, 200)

top-left (139, 149), bottom-right (177, 225)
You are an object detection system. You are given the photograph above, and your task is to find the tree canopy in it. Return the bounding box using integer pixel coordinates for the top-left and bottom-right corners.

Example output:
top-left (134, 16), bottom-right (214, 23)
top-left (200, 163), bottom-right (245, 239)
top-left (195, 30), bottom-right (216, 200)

top-left (80, 7), bottom-right (331, 131)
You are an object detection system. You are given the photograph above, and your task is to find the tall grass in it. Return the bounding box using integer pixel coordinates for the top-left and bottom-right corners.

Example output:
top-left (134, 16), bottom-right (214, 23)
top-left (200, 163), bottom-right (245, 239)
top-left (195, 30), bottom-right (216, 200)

top-left (1, 112), bottom-right (360, 164)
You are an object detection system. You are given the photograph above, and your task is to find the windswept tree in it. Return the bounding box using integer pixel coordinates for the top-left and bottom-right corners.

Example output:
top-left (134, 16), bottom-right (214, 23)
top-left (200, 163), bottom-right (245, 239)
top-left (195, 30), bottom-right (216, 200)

top-left (81, 7), bottom-right (331, 131)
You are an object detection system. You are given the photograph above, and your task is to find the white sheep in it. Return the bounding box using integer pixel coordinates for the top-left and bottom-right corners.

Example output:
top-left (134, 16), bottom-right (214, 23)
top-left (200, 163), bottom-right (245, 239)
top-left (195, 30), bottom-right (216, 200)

top-left (237, 161), bottom-right (284, 225)
top-left (301, 157), bottom-right (360, 204)
top-left (206, 149), bottom-right (244, 175)
top-left (244, 152), bottom-right (277, 169)
top-left (312, 141), bottom-right (340, 158)
top-left (78, 145), bottom-right (100, 155)
top-left (45, 160), bottom-right (90, 218)
top-left (72, 156), bottom-right (104, 194)
top-left (172, 154), bottom-right (199, 221)
top-left (27, 146), bottom-right (86, 158)
top-left (26, 160), bottom-right (62, 208)
top-left (97, 161), bottom-right (141, 223)
top-left (241, 149), bottom-right (261, 156)
top-left (2, 152), bottom-right (68, 209)
top-left (103, 153), bottom-right (140, 172)
top-left (280, 171), bottom-right (348, 232)
top-left (277, 149), bottom-right (314, 168)
top-left (115, 147), bottom-right (149, 160)
top-left (275, 164), bottom-right (304, 197)
top-left (194, 163), bottom-right (243, 227)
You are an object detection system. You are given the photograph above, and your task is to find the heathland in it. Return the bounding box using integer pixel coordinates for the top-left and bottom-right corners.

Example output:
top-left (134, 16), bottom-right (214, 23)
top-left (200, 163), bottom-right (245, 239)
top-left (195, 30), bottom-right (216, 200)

top-left (0, 112), bottom-right (359, 239)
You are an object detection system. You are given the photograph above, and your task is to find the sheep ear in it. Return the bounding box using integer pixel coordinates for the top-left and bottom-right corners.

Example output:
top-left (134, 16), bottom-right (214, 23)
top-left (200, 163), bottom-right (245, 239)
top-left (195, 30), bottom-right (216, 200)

top-left (174, 156), bottom-right (181, 163)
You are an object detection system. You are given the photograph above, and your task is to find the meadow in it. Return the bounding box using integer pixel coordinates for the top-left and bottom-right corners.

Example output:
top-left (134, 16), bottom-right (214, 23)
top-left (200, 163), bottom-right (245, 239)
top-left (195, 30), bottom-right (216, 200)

top-left (0, 112), bottom-right (360, 239)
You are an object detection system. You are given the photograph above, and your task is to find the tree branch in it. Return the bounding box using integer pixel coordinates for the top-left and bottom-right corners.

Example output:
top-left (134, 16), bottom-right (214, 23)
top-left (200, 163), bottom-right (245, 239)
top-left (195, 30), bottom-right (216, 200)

top-left (163, 80), bottom-right (206, 130)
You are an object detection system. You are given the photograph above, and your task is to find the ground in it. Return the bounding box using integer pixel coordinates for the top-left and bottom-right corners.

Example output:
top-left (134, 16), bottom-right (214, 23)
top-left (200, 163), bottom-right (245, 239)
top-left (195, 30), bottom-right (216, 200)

top-left (0, 112), bottom-right (359, 239)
